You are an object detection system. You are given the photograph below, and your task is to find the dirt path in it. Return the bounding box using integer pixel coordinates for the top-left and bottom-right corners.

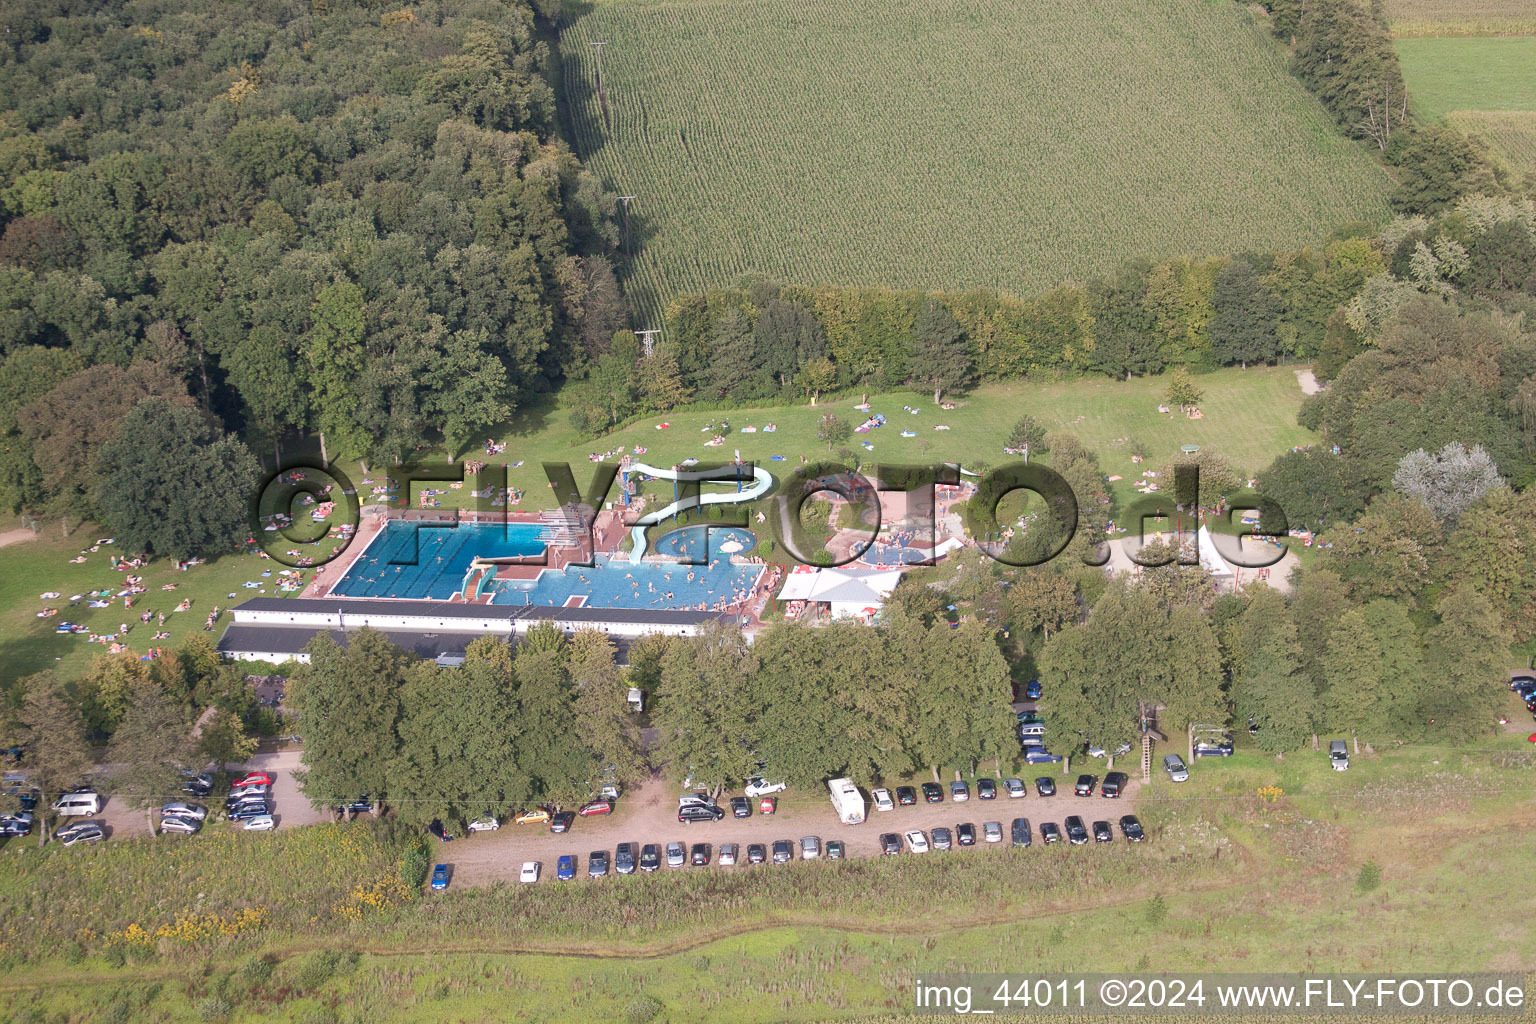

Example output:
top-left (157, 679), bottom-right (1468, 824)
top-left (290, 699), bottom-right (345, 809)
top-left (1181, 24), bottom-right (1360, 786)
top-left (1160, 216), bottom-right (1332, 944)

top-left (0, 528), bottom-right (37, 549)
top-left (443, 774), bottom-right (1141, 886)
top-left (1294, 368), bottom-right (1321, 395)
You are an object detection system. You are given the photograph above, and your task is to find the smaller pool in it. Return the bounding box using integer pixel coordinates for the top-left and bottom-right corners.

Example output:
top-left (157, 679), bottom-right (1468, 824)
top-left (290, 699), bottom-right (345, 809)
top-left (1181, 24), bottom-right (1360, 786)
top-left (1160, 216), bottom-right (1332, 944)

top-left (649, 526), bottom-right (758, 564)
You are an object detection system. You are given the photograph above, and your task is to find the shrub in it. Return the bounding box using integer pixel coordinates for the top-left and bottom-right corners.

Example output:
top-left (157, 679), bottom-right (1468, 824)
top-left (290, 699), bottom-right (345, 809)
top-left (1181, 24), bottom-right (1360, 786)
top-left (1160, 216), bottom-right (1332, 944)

top-left (400, 839), bottom-right (431, 889)
top-left (196, 996), bottom-right (232, 1022)
top-left (1144, 893), bottom-right (1168, 925)
top-left (63, 939), bottom-right (85, 964)
top-left (103, 946), bottom-right (127, 968)
top-left (625, 995), bottom-right (664, 1024)
top-left (242, 954), bottom-right (276, 984)
top-left (1356, 860), bottom-right (1381, 894)
top-left (296, 950), bottom-right (339, 991)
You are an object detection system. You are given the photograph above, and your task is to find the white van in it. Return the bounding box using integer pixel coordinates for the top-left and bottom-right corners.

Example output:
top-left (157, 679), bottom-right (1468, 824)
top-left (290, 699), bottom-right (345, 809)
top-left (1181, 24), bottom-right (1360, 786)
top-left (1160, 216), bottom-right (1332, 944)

top-left (626, 687), bottom-right (644, 713)
top-left (53, 792), bottom-right (102, 816)
top-left (1329, 740), bottom-right (1349, 772)
top-left (1018, 723), bottom-right (1046, 738)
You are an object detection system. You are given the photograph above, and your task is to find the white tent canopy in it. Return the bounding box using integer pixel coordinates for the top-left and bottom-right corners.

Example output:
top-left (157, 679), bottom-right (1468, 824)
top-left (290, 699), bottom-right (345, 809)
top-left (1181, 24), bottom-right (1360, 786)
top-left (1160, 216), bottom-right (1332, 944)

top-left (776, 565), bottom-right (905, 617)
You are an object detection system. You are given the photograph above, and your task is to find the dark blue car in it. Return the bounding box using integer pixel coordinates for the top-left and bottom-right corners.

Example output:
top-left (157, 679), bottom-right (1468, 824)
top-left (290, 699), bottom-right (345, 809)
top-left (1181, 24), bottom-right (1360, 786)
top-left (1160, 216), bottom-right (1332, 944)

top-left (1025, 679), bottom-right (1042, 700)
top-left (557, 854), bottom-right (576, 881)
top-left (430, 864), bottom-right (449, 890)
top-left (1023, 747), bottom-right (1063, 764)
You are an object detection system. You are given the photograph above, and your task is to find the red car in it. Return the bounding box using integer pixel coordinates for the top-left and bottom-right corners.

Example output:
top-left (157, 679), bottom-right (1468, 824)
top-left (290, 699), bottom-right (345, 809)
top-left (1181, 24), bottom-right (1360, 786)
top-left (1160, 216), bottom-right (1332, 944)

top-left (232, 772), bottom-right (273, 788)
top-left (758, 796), bottom-right (777, 815)
top-left (577, 800), bottom-right (612, 817)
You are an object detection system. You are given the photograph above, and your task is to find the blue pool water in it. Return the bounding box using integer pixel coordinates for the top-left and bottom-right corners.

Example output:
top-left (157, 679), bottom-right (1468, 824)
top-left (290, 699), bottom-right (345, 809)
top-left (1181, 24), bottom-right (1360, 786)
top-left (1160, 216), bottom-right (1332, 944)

top-left (648, 526), bottom-right (758, 564)
top-left (331, 521), bottom-right (549, 600)
top-left (487, 554), bottom-right (763, 612)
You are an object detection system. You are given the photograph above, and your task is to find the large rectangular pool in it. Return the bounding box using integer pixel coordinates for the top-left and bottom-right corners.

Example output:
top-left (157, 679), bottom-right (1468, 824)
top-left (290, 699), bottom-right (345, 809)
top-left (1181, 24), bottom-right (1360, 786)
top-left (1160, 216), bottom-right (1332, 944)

top-left (330, 521), bottom-right (549, 600)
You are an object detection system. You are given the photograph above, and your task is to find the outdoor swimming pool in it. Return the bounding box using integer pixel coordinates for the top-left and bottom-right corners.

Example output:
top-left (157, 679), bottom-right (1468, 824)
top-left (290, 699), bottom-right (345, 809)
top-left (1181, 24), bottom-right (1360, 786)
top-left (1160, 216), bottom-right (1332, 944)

top-left (330, 521), bottom-right (550, 600)
top-left (486, 554), bottom-right (763, 612)
top-left (648, 526), bottom-right (758, 563)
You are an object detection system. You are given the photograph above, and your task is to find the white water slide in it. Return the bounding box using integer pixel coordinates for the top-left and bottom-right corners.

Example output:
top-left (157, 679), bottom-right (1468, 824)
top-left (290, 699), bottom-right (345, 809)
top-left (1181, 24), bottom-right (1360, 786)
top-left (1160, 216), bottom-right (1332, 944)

top-left (625, 461), bottom-right (773, 563)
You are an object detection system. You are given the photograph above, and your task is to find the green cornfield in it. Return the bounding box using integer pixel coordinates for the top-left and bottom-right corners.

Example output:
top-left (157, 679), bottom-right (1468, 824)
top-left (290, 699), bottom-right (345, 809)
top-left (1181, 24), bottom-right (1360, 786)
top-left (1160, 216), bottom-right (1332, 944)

top-left (560, 0), bottom-right (1390, 321)
top-left (1448, 111), bottom-right (1536, 177)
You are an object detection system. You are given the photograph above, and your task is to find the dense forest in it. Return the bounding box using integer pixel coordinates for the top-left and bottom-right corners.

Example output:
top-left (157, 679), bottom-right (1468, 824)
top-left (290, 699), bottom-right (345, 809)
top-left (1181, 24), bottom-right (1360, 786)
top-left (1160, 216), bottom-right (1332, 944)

top-left (0, 0), bottom-right (623, 534)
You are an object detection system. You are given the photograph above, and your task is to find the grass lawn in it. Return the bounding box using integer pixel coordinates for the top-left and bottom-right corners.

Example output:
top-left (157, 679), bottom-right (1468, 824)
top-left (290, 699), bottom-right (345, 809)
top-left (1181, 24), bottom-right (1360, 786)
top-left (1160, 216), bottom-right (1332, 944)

top-left (1448, 110), bottom-right (1536, 178)
top-left (1395, 38), bottom-right (1536, 121)
top-left (0, 519), bottom-right (327, 688)
top-left (380, 365), bottom-right (1317, 514)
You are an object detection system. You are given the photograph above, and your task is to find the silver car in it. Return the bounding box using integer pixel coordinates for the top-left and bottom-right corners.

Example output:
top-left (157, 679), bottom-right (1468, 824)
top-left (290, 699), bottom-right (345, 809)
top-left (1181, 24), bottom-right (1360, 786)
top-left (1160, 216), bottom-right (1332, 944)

top-left (982, 821), bottom-right (1003, 843)
top-left (160, 801), bottom-right (207, 821)
top-left (799, 835), bottom-right (821, 860)
top-left (1162, 754), bottom-right (1189, 782)
top-left (159, 815), bottom-right (200, 834)
top-left (719, 843), bottom-right (738, 866)
top-left (665, 841), bottom-right (686, 867)
top-left (1003, 777), bottom-right (1026, 798)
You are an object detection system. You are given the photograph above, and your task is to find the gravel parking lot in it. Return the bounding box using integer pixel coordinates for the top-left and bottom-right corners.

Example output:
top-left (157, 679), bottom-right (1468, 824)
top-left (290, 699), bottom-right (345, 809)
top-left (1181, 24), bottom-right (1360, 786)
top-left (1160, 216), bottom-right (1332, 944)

top-left (443, 772), bottom-right (1142, 886)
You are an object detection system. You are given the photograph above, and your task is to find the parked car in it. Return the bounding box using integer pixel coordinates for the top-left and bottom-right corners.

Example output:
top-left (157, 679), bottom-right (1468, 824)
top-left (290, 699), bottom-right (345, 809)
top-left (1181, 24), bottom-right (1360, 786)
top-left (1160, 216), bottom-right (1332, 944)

top-left (746, 843), bottom-right (767, 864)
top-left (519, 861), bottom-right (540, 884)
top-left (981, 821), bottom-right (1002, 843)
top-left (1040, 821), bottom-right (1061, 844)
top-left (557, 855), bottom-right (576, 880)
top-left (872, 787), bottom-right (895, 812)
top-left (826, 840), bottom-right (846, 860)
top-left (52, 791), bottom-right (102, 817)
top-left (744, 777), bottom-right (787, 797)
top-left (615, 842), bottom-right (637, 874)
top-left (666, 841), bottom-right (686, 867)
top-left (640, 844), bottom-right (660, 871)
top-left (467, 815), bottom-right (500, 832)
top-left (243, 815), bottom-right (276, 831)
top-left (183, 780), bottom-right (211, 798)
top-left (679, 803), bottom-right (725, 824)
top-left (956, 822), bottom-right (976, 847)
top-left (800, 835), bottom-right (821, 860)
top-left (54, 820), bottom-right (103, 843)
top-left (949, 780), bottom-right (970, 802)
top-left (758, 797), bottom-right (777, 815)
top-left (1163, 754), bottom-right (1189, 782)
top-left (896, 785), bottom-right (918, 806)
top-left (339, 795), bottom-right (373, 815)
top-left (921, 782), bottom-right (943, 803)
top-left (427, 819), bottom-right (453, 842)
top-left (1065, 815), bottom-right (1089, 845)
top-left (1025, 679), bottom-right (1042, 700)
top-left (931, 826), bottom-right (953, 850)
top-left (514, 808), bottom-right (551, 826)
top-left (1092, 820), bottom-right (1114, 843)
top-left (160, 802), bottom-right (207, 821)
top-left (232, 771), bottom-right (273, 788)
top-left (1329, 739), bottom-right (1350, 771)
top-left (578, 800), bottom-right (613, 817)
top-left (879, 833), bottom-right (901, 855)
top-left (771, 839), bottom-right (793, 863)
top-left (1119, 815), bottom-right (1145, 842)
top-left (976, 778), bottom-right (997, 800)
top-left (588, 850), bottom-right (609, 877)
top-left (1074, 775), bottom-right (1097, 796)
top-left (0, 812), bottom-right (33, 837)
top-left (1024, 748), bottom-right (1064, 763)
top-left (1010, 817), bottom-right (1032, 847)
top-left (1034, 777), bottom-right (1056, 797)
top-left (1193, 738), bottom-right (1234, 757)
top-left (1510, 675), bottom-right (1536, 692)
top-left (690, 843), bottom-right (711, 866)
top-left (430, 864), bottom-right (450, 890)
top-left (160, 815), bottom-right (200, 835)
top-left (1101, 772), bottom-right (1128, 798)
top-left (719, 843), bottom-right (739, 866)
top-left (731, 796), bottom-right (752, 818)
top-left (904, 829), bottom-right (929, 853)
top-left (1017, 711), bottom-right (1043, 725)
top-left (62, 824), bottom-right (104, 846)
top-left (1003, 777), bottom-right (1026, 798)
